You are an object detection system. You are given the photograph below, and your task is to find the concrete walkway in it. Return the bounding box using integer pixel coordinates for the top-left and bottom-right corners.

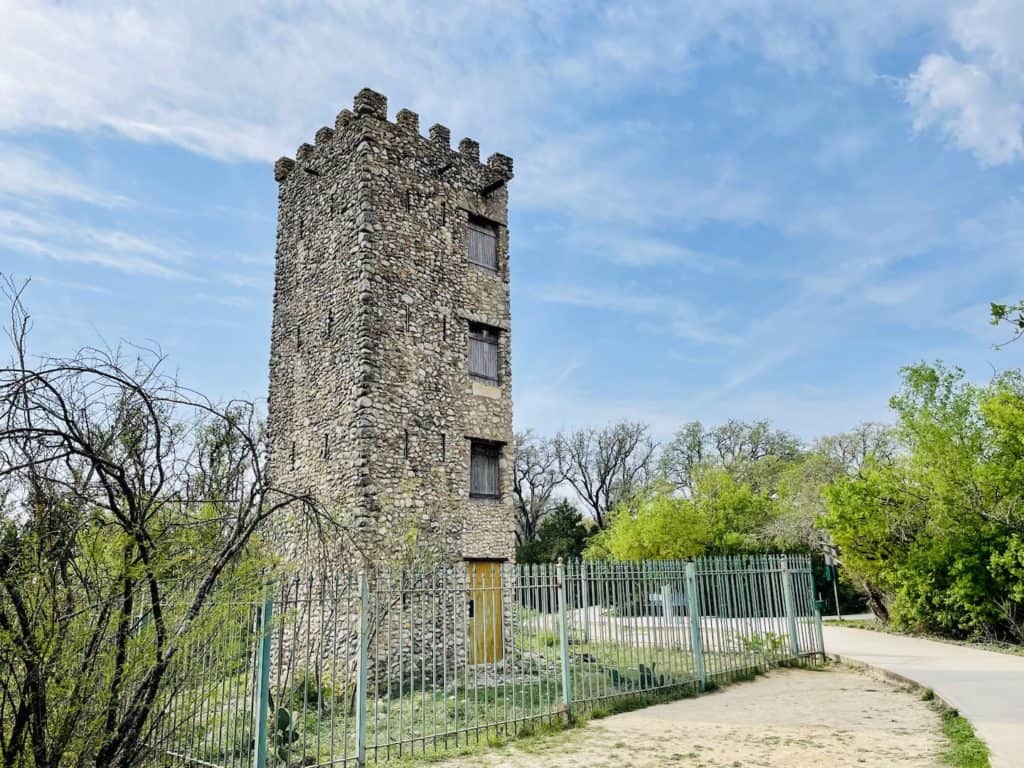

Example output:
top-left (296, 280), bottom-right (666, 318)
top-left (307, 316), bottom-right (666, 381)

top-left (823, 624), bottom-right (1024, 768)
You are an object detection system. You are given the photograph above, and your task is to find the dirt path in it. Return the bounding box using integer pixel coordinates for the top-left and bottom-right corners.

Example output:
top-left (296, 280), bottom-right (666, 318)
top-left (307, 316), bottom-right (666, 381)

top-left (439, 666), bottom-right (946, 768)
top-left (825, 623), bottom-right (1020, 768)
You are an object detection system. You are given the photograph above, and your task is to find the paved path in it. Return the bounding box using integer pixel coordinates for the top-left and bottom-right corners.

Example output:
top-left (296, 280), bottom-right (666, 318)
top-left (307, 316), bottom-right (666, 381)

top-left (824, 624), bottom-right (1024, 768)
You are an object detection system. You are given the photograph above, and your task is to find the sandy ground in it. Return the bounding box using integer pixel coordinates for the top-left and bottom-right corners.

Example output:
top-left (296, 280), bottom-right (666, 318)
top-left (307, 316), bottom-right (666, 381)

top-left (439, 666), bottom-right (946, 768)
top-left (825, 623), bottom-right (1022, 768)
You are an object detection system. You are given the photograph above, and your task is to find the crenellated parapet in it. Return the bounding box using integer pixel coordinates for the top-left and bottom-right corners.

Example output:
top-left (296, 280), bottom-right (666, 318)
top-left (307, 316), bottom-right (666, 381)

top-left (273, 87), bottom-right (514, 184)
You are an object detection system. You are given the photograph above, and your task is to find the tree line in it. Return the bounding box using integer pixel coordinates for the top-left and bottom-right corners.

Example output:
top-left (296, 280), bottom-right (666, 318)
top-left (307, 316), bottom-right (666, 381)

top-left (513, 417), bottom-right (891, 567)
top-left (514, 360), bottom-right (1024, 645)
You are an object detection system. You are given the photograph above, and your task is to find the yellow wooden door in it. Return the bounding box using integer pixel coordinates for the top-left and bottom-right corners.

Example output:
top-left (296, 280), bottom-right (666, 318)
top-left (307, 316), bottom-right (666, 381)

top-left (467, 560), bottom-right (504, 664)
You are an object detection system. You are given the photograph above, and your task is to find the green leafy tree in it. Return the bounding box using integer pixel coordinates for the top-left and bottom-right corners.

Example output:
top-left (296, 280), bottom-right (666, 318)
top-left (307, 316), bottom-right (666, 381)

top-left (586, 469), bottom-right (776, 560)
top-left (991, 300), bottom-right (1024, 348)
top-left (516, 500), bottom-right (592, 563)
top-left (824, 363), bottom-right (1024, 640)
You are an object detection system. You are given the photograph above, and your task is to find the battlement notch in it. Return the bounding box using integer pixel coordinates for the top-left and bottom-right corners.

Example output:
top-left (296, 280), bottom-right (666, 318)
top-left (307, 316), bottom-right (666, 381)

top-left (430, 124), bottom-right (451, 148)
top-left (458, 138), bottom-right (480, 162)
top-left (487, 153), bottom-right (514, 178)
top-left (354, 88), bottom-right (387, 120)
top-left (396, 109), bottom-right (419, 133)
top-left (336, 109), bottom-right (355, 131)
top-left (274, 156), bottom-right (295, 182)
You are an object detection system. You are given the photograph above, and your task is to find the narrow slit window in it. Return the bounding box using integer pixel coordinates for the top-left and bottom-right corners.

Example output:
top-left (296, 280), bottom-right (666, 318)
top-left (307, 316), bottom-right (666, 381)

top-left (290, 441), bottom-right (296, 470)
top-left (468, 322), bottom-right (500, 381)
top-left (440, 200), bottom-right (447, 226)
top-left (405, 306), bottom-right (412, 332)
top-left (403, 429), bottom-right (410, 460)
top-left (470, 441), bottom-right (500, 498)
top-left (442, 314), bottom-right (447, 340)
top-left (405, 189), bottom-right (413, 212)
top-left (296, 325), bottom-right (302, 350)
top-left (326, 308), bottom-right (334, 336)
top-left (467, 217), bottom-right (498, 270)
top-left (441, 432), bottom-right (446, 462)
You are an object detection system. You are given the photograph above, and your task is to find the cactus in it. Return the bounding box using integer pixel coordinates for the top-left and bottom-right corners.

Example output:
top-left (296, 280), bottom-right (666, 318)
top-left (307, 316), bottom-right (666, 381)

top-left (269, 707), bottom-right (300, 767)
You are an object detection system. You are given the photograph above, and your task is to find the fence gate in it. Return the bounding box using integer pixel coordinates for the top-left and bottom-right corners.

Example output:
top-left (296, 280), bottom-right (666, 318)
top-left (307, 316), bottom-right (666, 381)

top-left (467, 559), bottom-right (504, 664)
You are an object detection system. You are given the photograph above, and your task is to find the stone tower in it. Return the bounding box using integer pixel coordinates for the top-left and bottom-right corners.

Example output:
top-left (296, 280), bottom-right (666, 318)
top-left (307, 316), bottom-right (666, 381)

top-left (268, 88), bottom-right (515, 569)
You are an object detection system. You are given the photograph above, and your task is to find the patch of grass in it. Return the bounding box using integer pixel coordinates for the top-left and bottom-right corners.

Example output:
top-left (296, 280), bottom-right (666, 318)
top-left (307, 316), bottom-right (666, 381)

top-left (940, 708), bottom-right (990, 768)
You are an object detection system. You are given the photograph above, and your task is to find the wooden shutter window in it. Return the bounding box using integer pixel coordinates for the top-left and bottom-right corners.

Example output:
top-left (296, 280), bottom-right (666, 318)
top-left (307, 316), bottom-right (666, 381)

top-left (470, 441), bottom-right (500, 498)
top-left (467, 219), bottom-right (498, 270)
top-left (468, 323), bottom-right (499, 381)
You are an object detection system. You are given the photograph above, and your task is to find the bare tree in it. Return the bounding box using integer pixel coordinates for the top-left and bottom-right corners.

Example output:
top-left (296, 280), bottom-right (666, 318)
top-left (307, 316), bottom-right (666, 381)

top-left (708, 418), bottom-right (801, 465)
top-left (814, 422), bottom-right (898, 474)
top-left (0, 278), bottom-right (331, 768)
top-left (659, 419), bottom-right (801, 491)
top-left (512, 430), bottom-right (559, 546)
top-left (554, 421), bottom-right (656, 529)
top-left (657, 420), bottom-right (706, 490)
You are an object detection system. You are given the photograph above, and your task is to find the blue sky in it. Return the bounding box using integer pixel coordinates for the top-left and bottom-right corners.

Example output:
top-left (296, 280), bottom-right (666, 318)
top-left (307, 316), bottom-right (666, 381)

top-left (2, 1), bottom-right (1023, 441)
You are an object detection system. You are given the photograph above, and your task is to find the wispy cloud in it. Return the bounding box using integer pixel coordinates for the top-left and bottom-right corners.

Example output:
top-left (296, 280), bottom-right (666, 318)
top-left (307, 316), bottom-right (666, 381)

top-left (0, 209), bottom-right (196, 280)
top-left (0, 145), bottom-right (126, 206)
top-left (578, 234), bottom-right (738, 273)
top-left (532, 283), bottom-right (739, 346)
top-left (191, 292), bottom-right (251, 308)
top-left (0, 2), bottom-right (954, 163)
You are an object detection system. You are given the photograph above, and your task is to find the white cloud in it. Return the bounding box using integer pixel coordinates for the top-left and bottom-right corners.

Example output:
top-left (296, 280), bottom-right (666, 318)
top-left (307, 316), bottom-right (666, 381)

top-left (906, 0), bottom-right (1024, 165)
top-left (951, 0), bottom-right (1024, 72)
top-left (907, 54), bottom-right (1023, 165)
top-left (0, 2), bottom-right (953, 164)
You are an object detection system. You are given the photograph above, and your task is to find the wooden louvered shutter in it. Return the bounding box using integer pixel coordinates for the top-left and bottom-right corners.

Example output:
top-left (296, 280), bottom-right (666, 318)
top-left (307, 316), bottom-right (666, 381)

top-left (468, 221), bottom-right (497, 270)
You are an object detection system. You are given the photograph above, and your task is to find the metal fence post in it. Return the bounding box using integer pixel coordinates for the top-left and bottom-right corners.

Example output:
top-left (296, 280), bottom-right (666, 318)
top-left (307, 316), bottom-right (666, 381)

top-left (580, 559), bottom-right (590, 644)
top-left (684, 562), bottom-right (705, 690)
top-left (355, 572), bottom-right (369, 768)
top-left (252, 586), bottom-right (274, 768)
top-left (781, 556), bottom-right (800, 657)
top-left (813, 598), bottom-right (826, 661)
top-left (556, 558), bottom-right (572, 717)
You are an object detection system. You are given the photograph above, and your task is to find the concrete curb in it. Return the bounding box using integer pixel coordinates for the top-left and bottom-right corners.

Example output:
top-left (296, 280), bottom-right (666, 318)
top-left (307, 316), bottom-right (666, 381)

top-left (827, 653), bottom-right (946, 701)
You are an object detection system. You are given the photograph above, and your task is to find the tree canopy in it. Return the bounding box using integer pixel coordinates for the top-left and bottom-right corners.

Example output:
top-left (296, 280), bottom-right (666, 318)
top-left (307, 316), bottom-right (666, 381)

top-left (824, 363), bottom-right (1024, 641)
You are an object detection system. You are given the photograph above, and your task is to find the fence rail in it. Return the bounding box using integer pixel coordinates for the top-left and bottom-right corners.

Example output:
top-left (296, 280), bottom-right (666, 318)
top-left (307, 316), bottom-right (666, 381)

top-left (159, 555), bottom-right (824, 767)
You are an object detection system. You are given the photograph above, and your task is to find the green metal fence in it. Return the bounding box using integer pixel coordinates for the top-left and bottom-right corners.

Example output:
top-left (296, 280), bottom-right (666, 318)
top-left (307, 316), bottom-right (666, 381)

top-left (159, 554), bottom-right (824, 767)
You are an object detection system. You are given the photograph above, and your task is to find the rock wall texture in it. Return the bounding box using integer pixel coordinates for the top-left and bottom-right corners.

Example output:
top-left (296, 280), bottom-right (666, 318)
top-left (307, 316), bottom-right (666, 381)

top-left (267, 88), bottom-right (516, 569)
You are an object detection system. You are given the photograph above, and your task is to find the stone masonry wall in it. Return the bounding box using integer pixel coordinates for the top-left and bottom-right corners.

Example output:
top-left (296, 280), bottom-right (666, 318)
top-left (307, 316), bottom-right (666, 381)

top-left (268, 88), bottom-right (516, 569)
